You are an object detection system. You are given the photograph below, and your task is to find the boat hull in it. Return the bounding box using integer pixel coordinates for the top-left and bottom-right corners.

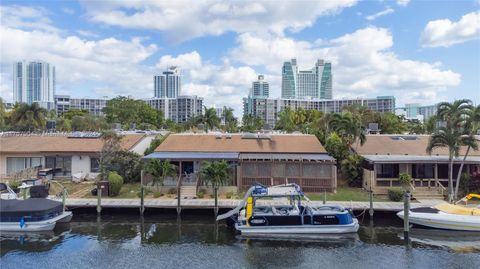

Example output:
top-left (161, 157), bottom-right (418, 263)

top-left (0, 211), bottom-right (72, 232)
top-left (397, 211), bottom-right (480, 231)
top-left (236, 219), bottom-right (359, 235)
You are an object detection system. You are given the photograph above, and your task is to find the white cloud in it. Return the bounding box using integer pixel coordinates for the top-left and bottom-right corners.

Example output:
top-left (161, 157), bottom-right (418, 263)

top-left (420, 11), bottom-right (480, 48)
top-left (229, 27), bottom-right (461, 104)
top-left (0, 26), bottom-right (158, 101)
top-left (396, 0), bottom-right (410, 7)
top-left (81, 0), bottom-right (357, 42)
top-left (76, 30), bottom-right (99, 38)
top-left (366, 8), bottom-right (394, 21)
top-left (0, 5), bottom-right (59, 33)
top-left (62, 8), bottom-right (75, 15)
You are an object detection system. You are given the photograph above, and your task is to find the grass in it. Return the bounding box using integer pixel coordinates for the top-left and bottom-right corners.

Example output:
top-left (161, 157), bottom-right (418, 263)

top-left (307, 187), bottom-right (386, 202)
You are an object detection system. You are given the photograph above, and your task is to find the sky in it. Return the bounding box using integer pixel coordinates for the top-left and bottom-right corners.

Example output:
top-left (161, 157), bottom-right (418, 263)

top-left (0, 0), bottom-right (479, 117)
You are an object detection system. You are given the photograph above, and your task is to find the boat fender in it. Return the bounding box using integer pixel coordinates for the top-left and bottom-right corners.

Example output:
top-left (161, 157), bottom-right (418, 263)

top-left (246, 197), bottom-right (253, 226)
top-left (20, 216), bottom-right (25, 228)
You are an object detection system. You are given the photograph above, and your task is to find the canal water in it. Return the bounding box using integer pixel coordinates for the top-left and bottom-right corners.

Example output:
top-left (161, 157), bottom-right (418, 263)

top-left (1, 210), bottom-right (479, 269)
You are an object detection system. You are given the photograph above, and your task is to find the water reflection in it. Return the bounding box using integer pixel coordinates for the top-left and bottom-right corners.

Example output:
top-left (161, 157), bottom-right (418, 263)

top-left (1, 213), bottom-right (480, 261)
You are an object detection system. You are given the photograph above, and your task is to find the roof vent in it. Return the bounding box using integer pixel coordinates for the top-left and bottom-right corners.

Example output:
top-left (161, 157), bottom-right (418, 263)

top-left (258, 133), bottom-right (271, 140)
top-left (242, 133), bottom-right (258, 139)
top-left (215, 133), bottom-right (222, 139)
top-left (225, 133), bottom-right (232, 139)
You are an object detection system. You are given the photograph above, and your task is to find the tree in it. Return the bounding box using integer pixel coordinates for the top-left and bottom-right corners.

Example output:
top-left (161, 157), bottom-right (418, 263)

top-left (10, 102), bottom-right (47, 131)
top-left (222, 106), bottom-right (238, 133)
top-left (324, 132), bottom-right (349, 162)
top-left (427, 126), bottom-right (472, 202)
top-left (340, 154), bottom-right (364, 187)
top-left (0, 97), bottom-right (6, 130)
top-left (200, 160), bottom-right (229, 216)
top-left (144, 159), bottom-right (177, 192)
top-left (144, 134), bottom-right (168, 156)
top-left (201, 107), bottom-right (220, 132)
top-left (62, 109), bottom-right (89, 120)
top-left (375, 112), bottom-right (407, 134)
top-left (275, 107), bottom-right (296, 133)
top-left (398, 172), bottom-right (412, 191)
top-left (454, 104), bottom-right (479, 200)
top-left (100, 131), bottom-right (123, 180)
top-left (56, 117), bottom-right (72, 131)
top-left (342, 104), bottom-right (374, 126)
top-left (108, 150), bottom-right (143, 183)
top-left (241, 114), bottom-right (264, 132)
top-left (406, 119), bottom-right (425, 134)
top-left (103, 96), bottom-right (163, 129)
top-left (329, 112), bottom-right (366, 149)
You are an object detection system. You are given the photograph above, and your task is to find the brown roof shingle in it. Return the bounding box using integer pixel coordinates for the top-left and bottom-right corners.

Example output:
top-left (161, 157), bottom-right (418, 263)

top-left (355, 135), bottom-right (480, 156)
top-left (0, 134), bottom-right (144, 154)
top-left (155, 134), bottom-right (327, 153)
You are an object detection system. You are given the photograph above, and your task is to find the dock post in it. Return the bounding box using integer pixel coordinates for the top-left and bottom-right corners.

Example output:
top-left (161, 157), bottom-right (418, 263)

top-left (214, 187), bottom-right (218, 217)
top-left (369, 190), bottom-right (374, 219)
top-left (62, 188), bottom-right (66, 211)
top-left (177, 187), bottom-right (181, 216)
top-left (140, 170), bottom-right (145, 215)
top-left (97, 185), bottom-right (102, 215)
top-left (403, 191), bottom-right (410, 242)
top-left (323, 190), bottom-right (326, 205)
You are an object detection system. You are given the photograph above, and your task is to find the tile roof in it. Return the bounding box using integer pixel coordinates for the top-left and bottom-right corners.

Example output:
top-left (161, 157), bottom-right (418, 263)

top-left (355, 135), bottom-right (480, 156)
top-left (155, 134), bottom-right (327, 154)
top-left (0, 134), bottom-right (145, 154)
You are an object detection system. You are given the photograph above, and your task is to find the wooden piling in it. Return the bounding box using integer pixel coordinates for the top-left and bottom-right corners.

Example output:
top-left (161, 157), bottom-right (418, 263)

top-left (323, 190), bottom-right (326, 205)
top-left (403, 191), bottom-right (410, 241)
top-left (97, 185), bottom-right (102, 215)
top-left (62, 188), bottom-right (66, 211)
top-left (177, 187), bottom-right (181, 215)
top-left (140, 170), bottom-right (145, 215)
top-left (369, 190), bottom-right (374, 219)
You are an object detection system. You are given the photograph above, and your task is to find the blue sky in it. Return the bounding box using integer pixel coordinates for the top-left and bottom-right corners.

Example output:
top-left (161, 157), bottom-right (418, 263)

top-left (0, 0), bottom-right (479, 116)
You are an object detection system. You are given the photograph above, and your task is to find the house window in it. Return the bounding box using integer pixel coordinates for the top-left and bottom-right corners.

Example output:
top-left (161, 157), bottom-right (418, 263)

top-left (6, 157), bottom-right (42, 175)
top-left (45, 156), bottom-right (72, 176)
top-left (412, 164), bottom-right (434, 179)
top-left (376, 164), bottom-right (399, 178)
top-left (90, 157), bottom-right (100, 173)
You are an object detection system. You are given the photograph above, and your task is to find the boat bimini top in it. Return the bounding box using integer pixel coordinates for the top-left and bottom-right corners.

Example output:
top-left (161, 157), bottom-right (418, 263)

top-left (216, 183), bottom-right (311, 221)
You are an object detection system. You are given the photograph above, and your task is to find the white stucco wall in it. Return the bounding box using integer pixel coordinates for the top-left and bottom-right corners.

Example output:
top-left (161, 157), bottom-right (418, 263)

top-left (130, 135), bottom-right (156, 155)
top-left (71, 155), bottom-right (99, 179)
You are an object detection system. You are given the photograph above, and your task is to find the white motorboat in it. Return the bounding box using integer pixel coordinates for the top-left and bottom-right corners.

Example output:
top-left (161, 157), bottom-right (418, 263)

top-left (217, 184), bottom-right (359, 235)
top-left (397, 203), bottom-right (480, 231)
top-left (0, 183), bottom-right (72, 232)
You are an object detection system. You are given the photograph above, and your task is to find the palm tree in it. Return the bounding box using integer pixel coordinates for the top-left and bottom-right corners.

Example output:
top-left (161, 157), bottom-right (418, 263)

top-left (10, 102), bottom-right (47, 131)
top-left (241, 114), bottom-right (264, 132)
top-left (200, 160), bottom-right (229, 216)
top-left (222, 106), bottom-right (238, 133)
top-left (145, 159), bottom-right (177, 192)
top-left (437, 99), bottom-right (473, 129)
top-left (454, 104), bottom-right (480, 200)
top-left (427, 126), bottom-right (471, 203)
top-left (329, 112), bottom-right (366, 148)
top-left (202, 107), bottom-right (220, 132)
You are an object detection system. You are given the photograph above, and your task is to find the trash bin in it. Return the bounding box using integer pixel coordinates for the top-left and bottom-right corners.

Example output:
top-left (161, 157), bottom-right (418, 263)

top-left (97, 181), bottom-right (109, 197)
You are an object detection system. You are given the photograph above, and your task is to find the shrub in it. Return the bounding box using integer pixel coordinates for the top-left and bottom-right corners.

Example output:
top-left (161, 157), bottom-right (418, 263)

top-left (340, 154), bottom-right (364, 187)
top-left (153, 191), bottom-right (162, 198)
top-left (9, 180), bottom-right (21, 190)
top-left (136, 188), bottom-right (152, 198)
top-left (225, 191), bottom-right (234, 199)
top-left (168, 188), bottom-right (177, 195)
top-left (197, 191), bottom-right (205, 199)
top-left (398, 172), bottom-right (412, 189)
top-left (108, 171), bottom-right (124, 197)
top-left (388, 188), bottom-right (404, 202)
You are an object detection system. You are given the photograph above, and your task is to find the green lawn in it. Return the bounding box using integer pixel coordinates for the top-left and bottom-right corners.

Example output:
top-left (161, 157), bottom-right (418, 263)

top-left (307, 187), bottom-right (386, 202)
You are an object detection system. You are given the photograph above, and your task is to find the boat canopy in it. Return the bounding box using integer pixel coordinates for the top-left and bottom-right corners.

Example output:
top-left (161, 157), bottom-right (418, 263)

top-left (251, 183), bottom-right (306, 198)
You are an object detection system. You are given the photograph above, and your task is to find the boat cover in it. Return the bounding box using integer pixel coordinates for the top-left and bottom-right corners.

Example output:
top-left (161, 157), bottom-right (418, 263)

top-left (0, 198), bottom-right (63, 218)
top-left (434, 203), bottom-right (480, 216)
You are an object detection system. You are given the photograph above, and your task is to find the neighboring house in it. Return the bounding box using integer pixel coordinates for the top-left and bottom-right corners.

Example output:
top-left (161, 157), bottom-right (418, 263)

top-left (0, 133), bottom-right (149, 180)
top-left (354, 135), bottom-right (480, 198)
top-left (144, 133), bottom-right (337, 192)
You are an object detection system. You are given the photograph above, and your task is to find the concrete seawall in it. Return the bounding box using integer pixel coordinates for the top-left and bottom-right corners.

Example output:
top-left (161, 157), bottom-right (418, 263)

top-left (64, 198), bottom-right (443, 212)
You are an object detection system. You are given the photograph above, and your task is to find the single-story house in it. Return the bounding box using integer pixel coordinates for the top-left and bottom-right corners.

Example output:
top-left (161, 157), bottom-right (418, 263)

top-left (144, 133), bottom-right (337, 192)
top-left (354, 134), bottom-right (480, 196)
top-left (0, 133), bottom-right (152, 180)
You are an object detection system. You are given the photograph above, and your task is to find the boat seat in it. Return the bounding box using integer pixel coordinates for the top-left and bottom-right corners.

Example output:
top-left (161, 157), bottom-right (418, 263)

top-left (434, 203), bottom-right (480, 216)
top-left (271, 206), bottom-right (278, 215)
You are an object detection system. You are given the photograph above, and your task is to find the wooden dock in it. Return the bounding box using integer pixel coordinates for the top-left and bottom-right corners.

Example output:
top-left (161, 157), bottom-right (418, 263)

top-left (64, 198), bottom-right (443, 212)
